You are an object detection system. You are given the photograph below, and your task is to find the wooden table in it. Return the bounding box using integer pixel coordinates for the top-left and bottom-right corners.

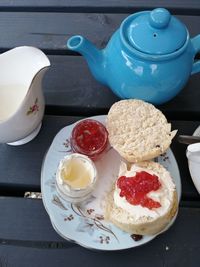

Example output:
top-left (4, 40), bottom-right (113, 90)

top-left (0, 1), bottom-right (200, 266)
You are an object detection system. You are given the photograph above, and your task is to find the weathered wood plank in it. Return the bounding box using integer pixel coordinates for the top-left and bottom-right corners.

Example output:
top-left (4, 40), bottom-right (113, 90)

top-left (0, 0), bottom-right (200, 15)
top-left (43, 56), bottom-right (119, 114)
top-left (0, 200), bottom-right (200, 267)
top-left (0, 116), bottom-right (199, 199)
top-left (0, 196), bottom-right (65, 243)
top-left (0, 116), bottom-right (82, 192)
top-left (43, 55), bottom-right (200, 119)
top-left (0, 13), bottom-right (199, 52)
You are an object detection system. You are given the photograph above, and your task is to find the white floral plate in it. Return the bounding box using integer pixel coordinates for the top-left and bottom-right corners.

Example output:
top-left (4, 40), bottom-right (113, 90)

top-left (41, 115), bottom-right (181, 251)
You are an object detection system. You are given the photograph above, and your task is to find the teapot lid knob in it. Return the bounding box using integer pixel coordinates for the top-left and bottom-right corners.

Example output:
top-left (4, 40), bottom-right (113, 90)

top-left (149, 8), bottom-right (171, 29)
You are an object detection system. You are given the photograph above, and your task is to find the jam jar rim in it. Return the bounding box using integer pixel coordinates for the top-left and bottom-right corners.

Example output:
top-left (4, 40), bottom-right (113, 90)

top-left (70, 119), bottom-right (108, 157)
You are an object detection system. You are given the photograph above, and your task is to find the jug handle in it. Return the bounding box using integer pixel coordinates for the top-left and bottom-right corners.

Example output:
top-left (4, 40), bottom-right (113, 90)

top-left (191, 34), bottom-right (200, 75)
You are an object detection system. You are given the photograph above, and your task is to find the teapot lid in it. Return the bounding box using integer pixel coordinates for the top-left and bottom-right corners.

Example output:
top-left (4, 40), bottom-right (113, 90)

top-left (121, 8), bottom-right (187, 55)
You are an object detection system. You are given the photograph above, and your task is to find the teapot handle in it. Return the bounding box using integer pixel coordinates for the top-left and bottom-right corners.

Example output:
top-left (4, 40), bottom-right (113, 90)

top-left (191, 34), bottom-right (200, 75)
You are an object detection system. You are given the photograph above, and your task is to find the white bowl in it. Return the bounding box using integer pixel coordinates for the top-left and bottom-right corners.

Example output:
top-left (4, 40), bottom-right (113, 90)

top-left (186, 126), bottom-right (200, 193)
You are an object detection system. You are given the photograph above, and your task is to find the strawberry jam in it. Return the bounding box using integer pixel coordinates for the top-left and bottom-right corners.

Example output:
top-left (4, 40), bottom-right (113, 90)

top-left (117, 171), bottom-right (161, 210)
top-left (70, 119), bottom-right (108, 160)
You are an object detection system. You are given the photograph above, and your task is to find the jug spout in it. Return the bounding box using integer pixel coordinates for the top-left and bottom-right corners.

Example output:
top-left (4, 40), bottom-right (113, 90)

top-left (67, 36), bottom-right (106, 85)
top-left (0, 46), bottom-right (50, 90)
top-left (16, 46), bottom-right (51, 81)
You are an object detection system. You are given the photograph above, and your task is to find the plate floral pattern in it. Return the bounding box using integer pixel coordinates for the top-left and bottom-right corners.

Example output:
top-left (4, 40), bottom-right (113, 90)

top-left (41, 115), bottom-right (181, 251)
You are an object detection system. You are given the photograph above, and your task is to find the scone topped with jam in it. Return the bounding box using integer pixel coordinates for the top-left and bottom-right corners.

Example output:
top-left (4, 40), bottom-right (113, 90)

top-left (106, 99), bottom-right (177, 162)
top-left (105, 161), bottom-right (178, 235)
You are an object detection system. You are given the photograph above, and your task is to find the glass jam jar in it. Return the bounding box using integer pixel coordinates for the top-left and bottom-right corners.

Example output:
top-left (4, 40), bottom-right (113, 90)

top-left (70, 119), bottom-right (108, 160)
top-left (56, 153), bottom-right (97, 203)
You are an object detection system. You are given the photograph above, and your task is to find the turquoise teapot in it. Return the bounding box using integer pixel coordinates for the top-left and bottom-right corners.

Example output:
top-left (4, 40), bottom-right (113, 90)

top-left (67, 8), bottom-right (200, 104)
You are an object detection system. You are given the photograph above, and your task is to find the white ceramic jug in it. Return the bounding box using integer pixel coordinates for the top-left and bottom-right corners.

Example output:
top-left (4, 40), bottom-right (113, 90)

top-left (0, 46), bottom-right (50, 145)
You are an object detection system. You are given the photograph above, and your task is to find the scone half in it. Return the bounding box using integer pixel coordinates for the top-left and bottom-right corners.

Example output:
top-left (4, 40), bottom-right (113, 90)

top-left (106, 99), bottom-right (177, 162)
top-left (105, 161), bottom-right (178, 236)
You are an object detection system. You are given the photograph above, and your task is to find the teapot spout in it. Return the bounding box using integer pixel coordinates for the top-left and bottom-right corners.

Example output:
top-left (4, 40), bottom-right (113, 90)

top-left (67, 35), bottom-right (106, 85)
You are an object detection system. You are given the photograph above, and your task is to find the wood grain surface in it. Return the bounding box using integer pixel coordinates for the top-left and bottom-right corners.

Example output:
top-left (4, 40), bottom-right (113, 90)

top-left (0, 1), bottom-right (200, 264)
top-left (0, 204), bottom-right (199, 266)
top-left (0, 0), bottom-right (200, 15)
top-left (0, 14), bottom-right (199, 53)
